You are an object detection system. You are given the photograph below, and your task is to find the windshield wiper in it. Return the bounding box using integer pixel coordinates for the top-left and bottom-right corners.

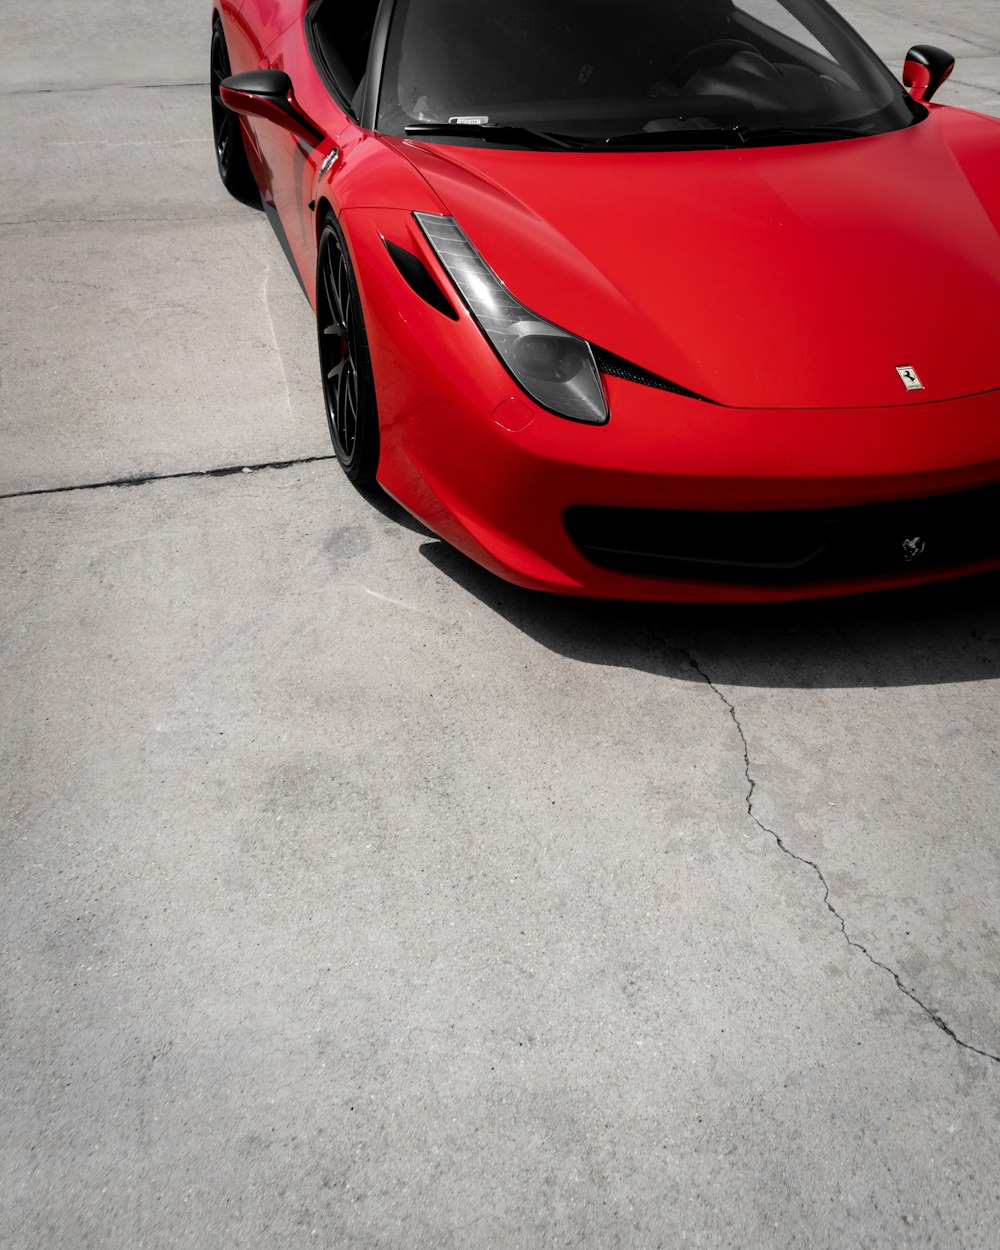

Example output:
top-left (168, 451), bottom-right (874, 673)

top-left (604, 123), bottom-right (871, 149)
top-left (403, 122), bottom-right (585, 150)
top-left (732, 124), bottom-right (872, 146)
top-left (598, 128), bottom-right (744, 150)
top-left (403, 120), bottom-right (872, 152)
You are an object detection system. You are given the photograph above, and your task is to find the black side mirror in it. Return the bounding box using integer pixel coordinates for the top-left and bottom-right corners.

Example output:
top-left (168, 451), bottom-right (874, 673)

top-left (902, 45), bottom-right (956, 104)
top-left (219, 70), bottom-right (324, 143)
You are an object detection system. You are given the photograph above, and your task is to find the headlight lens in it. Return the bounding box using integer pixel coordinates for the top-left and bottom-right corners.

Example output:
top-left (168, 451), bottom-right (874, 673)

top-left (415, 213), bottom-right (608, 425)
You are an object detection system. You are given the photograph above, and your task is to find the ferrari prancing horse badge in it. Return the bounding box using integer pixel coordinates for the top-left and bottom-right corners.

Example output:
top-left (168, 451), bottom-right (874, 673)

top-left (896, 366), bottom-right (924, 391)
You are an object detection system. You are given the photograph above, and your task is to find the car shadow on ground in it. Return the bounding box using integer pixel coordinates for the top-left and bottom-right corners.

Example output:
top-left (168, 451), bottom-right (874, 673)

top-left (411, 528), bottom-right (1000, 691)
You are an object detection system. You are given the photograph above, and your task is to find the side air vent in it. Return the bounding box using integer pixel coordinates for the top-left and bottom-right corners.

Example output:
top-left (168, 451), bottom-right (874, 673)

top-left (384, 239), bottom-right (458, 320)
top-left (591, 347), bottom-right (714, 404)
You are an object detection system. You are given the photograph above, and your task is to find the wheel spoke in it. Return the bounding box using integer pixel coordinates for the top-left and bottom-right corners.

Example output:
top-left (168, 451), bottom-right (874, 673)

top-left (341, 387), bottom-right (356, 452)
top-left (331, 286), bottom-right (344, 327)
top-left (329, 262), bottom-right (347, 324)
top-left (318, 227), bottom-right (371, 474)
top-left (211, 31), bottom-right (234, 177)
top-left (322, 263), bottom-right (343, 330)
top-left (211, 42), bottom-right (228, 91)
top-left (336, 257), bottom-right (350, 320)
top-left (320, 260), bottom-right (334, 314)
top-left (338, 365), bottom-right (354, 446)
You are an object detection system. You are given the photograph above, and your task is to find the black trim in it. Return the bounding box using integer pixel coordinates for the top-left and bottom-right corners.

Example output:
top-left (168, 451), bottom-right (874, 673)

top-left (262, 200), bottom-right (308, 298)
top-left (384, 240), bottom-right (458, 319)
top-left (361, 0), bottom-right (396, 132)
top-left (591, 347), bottom-right (714, 404)
top-left (905, 44), bottom-right (955, 74)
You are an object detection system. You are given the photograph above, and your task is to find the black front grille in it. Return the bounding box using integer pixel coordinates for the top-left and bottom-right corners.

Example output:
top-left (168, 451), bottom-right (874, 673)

top-left (565, 482), bottom-right (1000, 583)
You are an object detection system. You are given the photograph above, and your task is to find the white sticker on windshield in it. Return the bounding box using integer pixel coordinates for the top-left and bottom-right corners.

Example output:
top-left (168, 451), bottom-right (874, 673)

top-left (449, 115), bottom-right (489, 125)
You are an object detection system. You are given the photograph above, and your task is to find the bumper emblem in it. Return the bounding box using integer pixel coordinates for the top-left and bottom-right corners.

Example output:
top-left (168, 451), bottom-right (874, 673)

top-left (896, 366), bottom-right (924, 391)
top-left (902, 536), bottom-right (927, 563)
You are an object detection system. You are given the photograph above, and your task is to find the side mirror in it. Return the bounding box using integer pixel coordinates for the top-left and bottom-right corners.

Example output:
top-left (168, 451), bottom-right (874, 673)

top-left (219, 70), bottom-right (324, 143)
top-left (902, 45), bottom-right (956, 104)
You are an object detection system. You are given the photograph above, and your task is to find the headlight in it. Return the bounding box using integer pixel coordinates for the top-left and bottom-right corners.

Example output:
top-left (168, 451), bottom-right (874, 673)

top-left (415, 213), bottom-right (609, 425)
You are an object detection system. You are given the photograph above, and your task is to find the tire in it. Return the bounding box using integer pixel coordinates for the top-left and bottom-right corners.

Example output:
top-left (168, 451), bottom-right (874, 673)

top-left (210, 19), bottom-right (259, 205)
top-left (316, 215), bottom-right (380, 485)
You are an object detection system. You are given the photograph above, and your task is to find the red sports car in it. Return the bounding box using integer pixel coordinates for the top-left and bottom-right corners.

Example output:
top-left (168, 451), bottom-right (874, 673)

top-left (211, 0), bottom-right (1000, 601)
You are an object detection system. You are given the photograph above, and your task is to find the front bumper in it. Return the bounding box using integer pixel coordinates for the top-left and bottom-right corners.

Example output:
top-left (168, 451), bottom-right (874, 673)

top-left (350, 209), bottom-right (1000, 602)
top-left (386, 376), bottom-right (1000, 602)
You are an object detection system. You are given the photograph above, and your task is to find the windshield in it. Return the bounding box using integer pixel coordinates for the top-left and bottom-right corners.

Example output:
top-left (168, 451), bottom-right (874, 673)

top-left (376, 0), bottom-right (919, 146)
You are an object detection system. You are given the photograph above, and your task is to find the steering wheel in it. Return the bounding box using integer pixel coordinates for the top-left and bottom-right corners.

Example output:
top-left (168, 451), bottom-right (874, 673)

top-left (667, 39), bottom-right (760, 86)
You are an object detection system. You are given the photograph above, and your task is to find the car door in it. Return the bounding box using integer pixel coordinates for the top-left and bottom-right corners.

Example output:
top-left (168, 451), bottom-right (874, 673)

top-left (252, 0), bottom-right (376, 301)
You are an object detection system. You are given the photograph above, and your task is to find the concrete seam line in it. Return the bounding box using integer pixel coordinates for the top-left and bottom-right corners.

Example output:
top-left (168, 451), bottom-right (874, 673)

top-left (0, 455), bottom-right (337, 502)
top-left (2, 81), bottom-right (210, 97)
top-left (652, 629), bottom-right (1000, 1067)
top-left (0, 216), bottom-right (242, 228)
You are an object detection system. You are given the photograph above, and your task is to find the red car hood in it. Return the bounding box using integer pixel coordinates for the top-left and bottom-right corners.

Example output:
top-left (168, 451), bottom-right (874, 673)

top-left (396, 108), bottom-right (1000, 410)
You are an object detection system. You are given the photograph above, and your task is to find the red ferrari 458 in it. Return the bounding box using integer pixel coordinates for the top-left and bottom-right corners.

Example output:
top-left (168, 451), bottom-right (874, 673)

top-left (212, 0), bottom-right (1000, 601)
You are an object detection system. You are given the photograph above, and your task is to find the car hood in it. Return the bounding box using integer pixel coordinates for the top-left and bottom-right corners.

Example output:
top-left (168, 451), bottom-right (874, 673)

top-left (396, 109), bottom-right (1000, 410)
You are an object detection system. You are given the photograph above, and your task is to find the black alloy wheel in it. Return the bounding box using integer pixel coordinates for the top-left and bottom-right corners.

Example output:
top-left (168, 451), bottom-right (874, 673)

top-left (210, 21), bottom-right (259, 204)
top-left (317, 216), bottom-right (380, 484)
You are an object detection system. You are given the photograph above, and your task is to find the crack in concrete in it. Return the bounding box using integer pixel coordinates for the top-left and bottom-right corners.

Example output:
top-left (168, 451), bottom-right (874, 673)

top-left (0, 217), bottom-right (235, 230)
top-left (0, 215), bottom-right (239, 229)
top-left (657, 633), bottom-right (1000, 1067)
top-left (0, 455), bottom-right (336, 503)
top-left (2, 81), bottom-right (208, 97)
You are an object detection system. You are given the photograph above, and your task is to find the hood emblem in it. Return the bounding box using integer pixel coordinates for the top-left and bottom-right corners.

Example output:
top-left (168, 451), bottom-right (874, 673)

top-left (902, 537), bottom-right (927, 563)
top-left (896, 366), bottom-right (924, 392)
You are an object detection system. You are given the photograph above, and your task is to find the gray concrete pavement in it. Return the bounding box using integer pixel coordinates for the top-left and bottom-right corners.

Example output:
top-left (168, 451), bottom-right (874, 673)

top-left (0, 77), bottom-right (329, 494)
top-left (840, 0), bottom-right (1000, 116)
top-left (3, 3), bottom-right (1000, 1247)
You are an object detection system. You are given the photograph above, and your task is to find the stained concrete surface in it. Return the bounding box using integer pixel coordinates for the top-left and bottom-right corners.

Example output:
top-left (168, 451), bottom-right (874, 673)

top-left (2, 3), bottom-right (1000, 1247)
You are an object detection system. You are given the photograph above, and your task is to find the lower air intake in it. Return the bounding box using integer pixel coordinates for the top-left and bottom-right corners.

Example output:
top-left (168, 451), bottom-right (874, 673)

top-left (565, 482), bottom-right (1000, 583)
